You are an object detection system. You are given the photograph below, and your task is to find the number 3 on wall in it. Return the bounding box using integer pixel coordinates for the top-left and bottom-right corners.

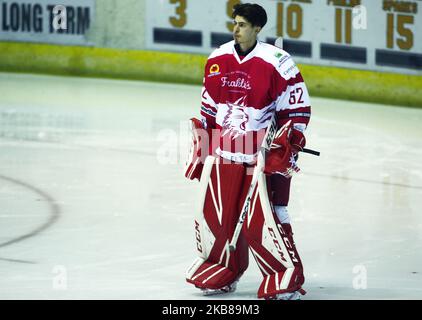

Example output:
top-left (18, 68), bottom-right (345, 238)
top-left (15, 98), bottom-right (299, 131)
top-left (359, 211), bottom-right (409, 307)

top-left (169, 0), bottom-right (187, 28)
top-left (226, 0), bottom-right (241, 32)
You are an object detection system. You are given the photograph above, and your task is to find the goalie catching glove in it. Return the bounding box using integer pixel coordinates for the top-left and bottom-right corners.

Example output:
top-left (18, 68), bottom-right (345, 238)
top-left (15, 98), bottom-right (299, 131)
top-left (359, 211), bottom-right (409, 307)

top-left (264, 120), bottom-right (305, 178)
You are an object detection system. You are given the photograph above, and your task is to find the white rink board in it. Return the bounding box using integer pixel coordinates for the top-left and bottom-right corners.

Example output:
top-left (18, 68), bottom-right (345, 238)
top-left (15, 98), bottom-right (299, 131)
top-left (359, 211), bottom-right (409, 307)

top-left (146, 0), bottom-right (422, 75)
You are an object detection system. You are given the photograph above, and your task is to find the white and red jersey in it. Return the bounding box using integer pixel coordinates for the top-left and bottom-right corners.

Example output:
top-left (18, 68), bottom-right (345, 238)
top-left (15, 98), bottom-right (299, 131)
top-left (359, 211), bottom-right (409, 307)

top-left (200, 40), bottom-right (311, 163)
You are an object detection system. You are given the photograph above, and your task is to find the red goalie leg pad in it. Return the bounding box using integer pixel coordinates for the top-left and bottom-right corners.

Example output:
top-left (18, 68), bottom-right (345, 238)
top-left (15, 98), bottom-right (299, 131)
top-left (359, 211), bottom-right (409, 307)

top-left (186, 260), bottom-right (243, 290)
top-left (257, 267), bottom-right (305, 299)
top-left (186, 158), bottom-right (250, 289)
top-left (243, 174), bottom-right (305, 298)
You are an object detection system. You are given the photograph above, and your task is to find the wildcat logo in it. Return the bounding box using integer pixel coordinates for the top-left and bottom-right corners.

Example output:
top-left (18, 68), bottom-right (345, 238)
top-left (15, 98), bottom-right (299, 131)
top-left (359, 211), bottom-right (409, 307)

top-left (222, 97), bottom-right (249, 139)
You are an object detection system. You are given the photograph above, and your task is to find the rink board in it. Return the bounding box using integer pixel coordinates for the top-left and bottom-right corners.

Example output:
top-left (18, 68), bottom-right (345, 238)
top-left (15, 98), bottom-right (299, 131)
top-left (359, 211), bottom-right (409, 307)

top-left (0, 41), bottom-right (421, 108)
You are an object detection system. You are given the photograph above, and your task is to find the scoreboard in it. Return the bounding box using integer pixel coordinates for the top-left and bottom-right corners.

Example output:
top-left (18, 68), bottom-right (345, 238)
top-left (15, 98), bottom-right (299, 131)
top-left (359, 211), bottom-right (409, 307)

top-left (145, 0), bottom-right (422, 75)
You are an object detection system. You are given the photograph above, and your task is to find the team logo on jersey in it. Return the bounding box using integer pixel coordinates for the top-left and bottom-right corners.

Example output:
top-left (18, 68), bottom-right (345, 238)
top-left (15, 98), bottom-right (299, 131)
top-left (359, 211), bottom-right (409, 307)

top-left (208, 64), bottom-right (220, 77)
top-left (222, 97), bottom-right (249, 139)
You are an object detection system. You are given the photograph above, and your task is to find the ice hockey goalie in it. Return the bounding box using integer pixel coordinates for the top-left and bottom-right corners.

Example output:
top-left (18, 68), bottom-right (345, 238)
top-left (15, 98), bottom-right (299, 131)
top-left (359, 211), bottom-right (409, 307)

top-left (183, 20), bottom-right (311, 299)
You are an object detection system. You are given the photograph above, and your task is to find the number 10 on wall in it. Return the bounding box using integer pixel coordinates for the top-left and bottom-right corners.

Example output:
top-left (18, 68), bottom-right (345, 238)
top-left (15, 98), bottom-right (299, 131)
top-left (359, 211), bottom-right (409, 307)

top-left (276, 2), bottom-right (303, 39)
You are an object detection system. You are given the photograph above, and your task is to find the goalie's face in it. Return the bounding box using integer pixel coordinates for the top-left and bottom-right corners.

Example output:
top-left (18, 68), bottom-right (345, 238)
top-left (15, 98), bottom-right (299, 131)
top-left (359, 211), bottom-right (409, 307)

top-left (233, 16), bottom-right (261, 49)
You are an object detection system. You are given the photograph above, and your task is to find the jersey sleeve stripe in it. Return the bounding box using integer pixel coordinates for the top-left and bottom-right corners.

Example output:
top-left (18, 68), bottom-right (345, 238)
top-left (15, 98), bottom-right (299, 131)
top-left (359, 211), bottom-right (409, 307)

top-left (201, 105), bottom-right (217, 117)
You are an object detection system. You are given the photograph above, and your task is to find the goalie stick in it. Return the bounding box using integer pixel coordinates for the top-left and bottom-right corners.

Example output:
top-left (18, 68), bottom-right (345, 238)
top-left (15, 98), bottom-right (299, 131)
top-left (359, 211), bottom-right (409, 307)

top-left (229, 37), bottom-right (319, 252)
top-left (227, 122), bottom-right (319, 252)
top-left (229, 113), bottom-right (279, 252)
top-left (302, 148), bottom-right (320, 156)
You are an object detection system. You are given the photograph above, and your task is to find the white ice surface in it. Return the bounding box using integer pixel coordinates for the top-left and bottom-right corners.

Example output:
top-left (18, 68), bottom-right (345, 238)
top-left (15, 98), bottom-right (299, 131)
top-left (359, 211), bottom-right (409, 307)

top-left (0, 72), bottom-right (421, 300)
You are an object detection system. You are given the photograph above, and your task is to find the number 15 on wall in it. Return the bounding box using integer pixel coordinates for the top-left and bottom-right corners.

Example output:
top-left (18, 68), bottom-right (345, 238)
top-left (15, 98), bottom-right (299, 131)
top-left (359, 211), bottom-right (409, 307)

top-left (386, 13), bottom-right (414, 50)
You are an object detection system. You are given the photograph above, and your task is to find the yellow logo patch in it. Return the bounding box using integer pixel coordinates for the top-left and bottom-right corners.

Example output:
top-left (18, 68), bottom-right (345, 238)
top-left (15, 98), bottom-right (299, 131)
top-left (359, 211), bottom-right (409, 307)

top-left (209, 64), bottom-right (220, 74)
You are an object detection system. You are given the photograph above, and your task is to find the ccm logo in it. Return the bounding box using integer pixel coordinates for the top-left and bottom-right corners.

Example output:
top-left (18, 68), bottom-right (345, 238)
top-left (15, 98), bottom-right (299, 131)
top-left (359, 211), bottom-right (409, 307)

top-left (194, 220), bottom-right (203, 253)
top-left (277, 224), bottom-right (299, 263)
top-left (268, 226), bottom-right (299, 264)
top-left (268, 227), bottom-right (288, 263)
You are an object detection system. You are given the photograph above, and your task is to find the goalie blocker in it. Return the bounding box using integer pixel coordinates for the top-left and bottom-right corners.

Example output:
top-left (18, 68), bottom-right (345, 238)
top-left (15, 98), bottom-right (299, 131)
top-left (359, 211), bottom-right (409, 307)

top-left (184, 118), bottom-right (305, 299)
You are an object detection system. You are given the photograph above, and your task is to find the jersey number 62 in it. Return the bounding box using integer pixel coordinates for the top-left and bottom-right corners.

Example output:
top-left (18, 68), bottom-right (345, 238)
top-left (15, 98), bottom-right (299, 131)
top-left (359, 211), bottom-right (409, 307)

top-left (289, 88), bottom-right (304, 105)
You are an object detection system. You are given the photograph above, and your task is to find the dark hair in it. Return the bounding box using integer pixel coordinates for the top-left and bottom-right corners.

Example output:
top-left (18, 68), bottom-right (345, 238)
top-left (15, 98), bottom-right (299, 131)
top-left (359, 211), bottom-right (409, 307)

top-left (232, 3), bottom-right (267, 28)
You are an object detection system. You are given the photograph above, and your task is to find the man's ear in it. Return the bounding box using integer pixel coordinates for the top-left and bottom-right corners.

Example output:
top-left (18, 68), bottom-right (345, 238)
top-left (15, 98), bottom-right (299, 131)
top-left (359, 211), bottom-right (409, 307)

top-left (255, 26), bottom-right (262, 34)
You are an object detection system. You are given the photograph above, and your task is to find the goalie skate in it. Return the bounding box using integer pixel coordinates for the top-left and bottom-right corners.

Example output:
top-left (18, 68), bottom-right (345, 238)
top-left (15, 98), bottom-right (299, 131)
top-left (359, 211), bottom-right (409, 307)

top-left (198, 279), bottom-right (239, 296)
top-left (267, 288), bottom-right (306, 300)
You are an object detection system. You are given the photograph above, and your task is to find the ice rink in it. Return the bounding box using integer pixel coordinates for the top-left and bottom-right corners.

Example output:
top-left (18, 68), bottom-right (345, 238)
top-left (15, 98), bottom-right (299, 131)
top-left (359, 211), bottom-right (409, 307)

top-left (0, 72), bottom-right (421, 300)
